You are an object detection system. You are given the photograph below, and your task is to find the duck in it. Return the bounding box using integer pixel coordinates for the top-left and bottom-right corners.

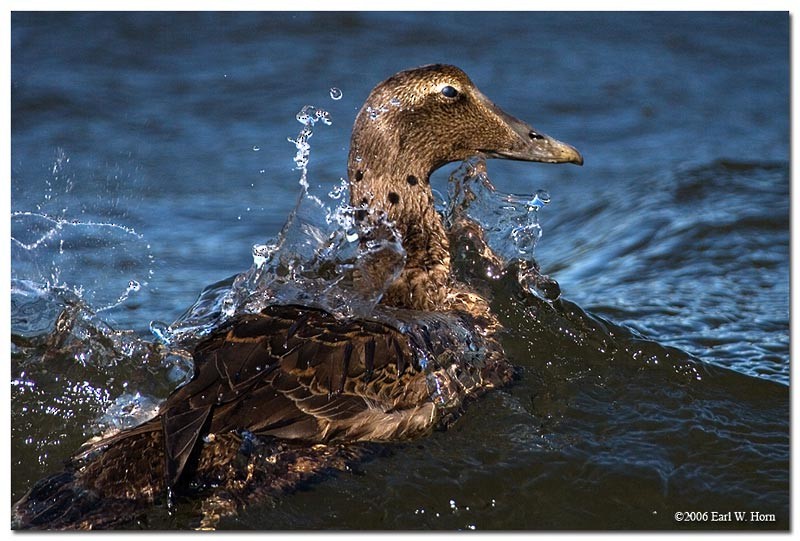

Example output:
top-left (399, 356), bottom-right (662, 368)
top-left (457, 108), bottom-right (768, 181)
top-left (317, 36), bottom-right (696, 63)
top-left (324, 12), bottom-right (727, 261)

top-left (13, 64), bottom-right (582, 530)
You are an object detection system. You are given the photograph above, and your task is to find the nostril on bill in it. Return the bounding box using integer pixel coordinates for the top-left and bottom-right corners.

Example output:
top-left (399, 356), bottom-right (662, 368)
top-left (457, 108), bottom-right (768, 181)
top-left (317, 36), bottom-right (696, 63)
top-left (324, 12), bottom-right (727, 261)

top-left (528, 131), bottom-right (545, 140)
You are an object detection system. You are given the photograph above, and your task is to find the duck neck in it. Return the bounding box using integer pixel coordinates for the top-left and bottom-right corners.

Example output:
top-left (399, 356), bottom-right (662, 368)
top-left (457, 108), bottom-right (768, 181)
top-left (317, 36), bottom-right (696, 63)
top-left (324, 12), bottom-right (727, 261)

top-left (347, 149), bottom-right (451, 311)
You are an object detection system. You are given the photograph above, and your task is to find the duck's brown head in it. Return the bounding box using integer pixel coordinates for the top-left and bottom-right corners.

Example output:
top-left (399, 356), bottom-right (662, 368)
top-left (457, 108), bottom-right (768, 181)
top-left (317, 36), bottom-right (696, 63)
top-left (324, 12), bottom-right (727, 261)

top-left (348, 64), bottom-right (582, 209)
top-left (347, 64), bottom-right (582, 310)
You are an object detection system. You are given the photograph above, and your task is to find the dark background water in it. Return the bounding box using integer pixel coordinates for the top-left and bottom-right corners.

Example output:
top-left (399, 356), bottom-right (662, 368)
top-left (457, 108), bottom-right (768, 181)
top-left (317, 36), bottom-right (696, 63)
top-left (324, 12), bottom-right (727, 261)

top-left (11, 12), bottom-right (789, 530)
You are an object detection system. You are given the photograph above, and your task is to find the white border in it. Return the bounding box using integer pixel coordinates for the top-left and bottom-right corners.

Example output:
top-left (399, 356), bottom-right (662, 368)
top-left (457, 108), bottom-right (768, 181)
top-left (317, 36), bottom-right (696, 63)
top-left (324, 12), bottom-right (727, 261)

top-left (3, 6), bottom-right (795, 539)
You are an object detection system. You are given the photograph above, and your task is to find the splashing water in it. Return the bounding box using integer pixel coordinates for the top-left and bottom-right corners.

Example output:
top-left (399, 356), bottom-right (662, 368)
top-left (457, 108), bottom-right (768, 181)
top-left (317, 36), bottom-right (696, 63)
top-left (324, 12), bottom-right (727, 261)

top-left (91, 391), bottom-right (162, 435)
top-left (11, 152), bottom-right (192, 468)
top-left (11, 274), bottom-right (194, 476)
top-left (11, 210), bottom-right (154, 313)
top-left (11, 111), bottom-right (561, 497)
top-left (447, 159), bottom-right (548, 262)
top-left (446, 158), bottom-right (560, 301)
top-left (151, 105), bottom-right (407, 346)
top-left (251, 107), bottom-right (405, 320)
top-left (148, 136), bottom-right (561, 351)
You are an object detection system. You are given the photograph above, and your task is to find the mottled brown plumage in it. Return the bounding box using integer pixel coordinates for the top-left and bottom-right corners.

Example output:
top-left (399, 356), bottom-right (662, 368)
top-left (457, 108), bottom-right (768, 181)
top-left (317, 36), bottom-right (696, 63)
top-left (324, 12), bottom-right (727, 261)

top-left (13, 64), bottom-right (582, 530)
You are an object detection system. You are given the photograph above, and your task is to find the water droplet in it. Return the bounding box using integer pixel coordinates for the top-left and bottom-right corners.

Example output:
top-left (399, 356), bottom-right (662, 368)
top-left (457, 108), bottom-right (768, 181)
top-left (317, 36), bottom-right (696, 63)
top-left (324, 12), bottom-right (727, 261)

top-left (316, 108), bottom-right (332, 125)
top-left (528, 189), bottom-right (551, 210)
top-left (328, 179), bottom-right (348, 200)
top-left (252, 243), bottom-right (277, 267)
top-left (149, 320), bottom-right (173, 344)
top-left (252, 145), bottom-right (260, 151)
top-left (535, 189), bottom-right (550, 203)
top-left (329, 87), bottom-right (343, 100)
top-left (296, 109), bottom-right (313, 125)
top-left (365, 105), bottom-right (387, 120)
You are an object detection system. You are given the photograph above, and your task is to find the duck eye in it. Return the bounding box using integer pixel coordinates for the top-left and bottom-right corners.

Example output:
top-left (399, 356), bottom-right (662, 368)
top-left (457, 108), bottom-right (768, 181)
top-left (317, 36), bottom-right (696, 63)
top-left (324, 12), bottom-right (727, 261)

top-left (440, 85), bottom-right (458, 98)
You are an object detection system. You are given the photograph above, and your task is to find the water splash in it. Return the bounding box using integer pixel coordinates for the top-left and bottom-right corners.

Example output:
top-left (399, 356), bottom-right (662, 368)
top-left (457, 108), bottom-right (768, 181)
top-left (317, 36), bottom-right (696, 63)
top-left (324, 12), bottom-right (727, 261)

top-left (11, 152), bottom-right (189, 460)
top-left (289, 105), bottom-right (331, 194)
top-left (243, 105), bottom-right (404, 319)
top-left (153, 105), bottom-right (406, 346)
top-left (366, 105), bottom-right (389, 120)
top-left (446, 159), bottom-right (549, 261)
top-left (446, 158), bottom-right (560, 301)
top-left (156, 154), bottom-right (559, 350)
top-left (11, 151), bottom-right (149, 337)
top-left (92, 391), bottom-right (161, 435)
top-left (12, 142), bottom-right (553, 451)
top-left (11, 277), bottom-right (194, 470)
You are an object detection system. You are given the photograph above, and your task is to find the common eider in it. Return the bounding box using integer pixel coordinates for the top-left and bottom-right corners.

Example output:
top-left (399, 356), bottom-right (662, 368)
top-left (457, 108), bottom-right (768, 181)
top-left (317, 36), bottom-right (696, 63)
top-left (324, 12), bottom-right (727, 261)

top-left (13, 64), bottom-right (582, 530)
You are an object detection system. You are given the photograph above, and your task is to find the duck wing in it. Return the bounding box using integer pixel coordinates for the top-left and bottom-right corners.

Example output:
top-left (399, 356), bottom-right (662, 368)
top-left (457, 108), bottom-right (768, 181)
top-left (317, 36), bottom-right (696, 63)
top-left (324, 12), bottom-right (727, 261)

top-left (159, 303), bottom-right (430, 486)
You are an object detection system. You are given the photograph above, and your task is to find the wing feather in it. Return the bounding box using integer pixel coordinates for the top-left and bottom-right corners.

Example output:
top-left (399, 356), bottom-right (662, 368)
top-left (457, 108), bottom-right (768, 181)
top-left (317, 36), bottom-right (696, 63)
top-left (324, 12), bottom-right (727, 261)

top-left (153, 305), bottom-right (426, 486)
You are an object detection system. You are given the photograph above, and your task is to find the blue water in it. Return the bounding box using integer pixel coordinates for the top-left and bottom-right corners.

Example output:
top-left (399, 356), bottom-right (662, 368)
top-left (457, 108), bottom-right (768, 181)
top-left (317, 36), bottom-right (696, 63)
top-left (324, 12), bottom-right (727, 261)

top-left (11, 12), bottom-right (789, 529)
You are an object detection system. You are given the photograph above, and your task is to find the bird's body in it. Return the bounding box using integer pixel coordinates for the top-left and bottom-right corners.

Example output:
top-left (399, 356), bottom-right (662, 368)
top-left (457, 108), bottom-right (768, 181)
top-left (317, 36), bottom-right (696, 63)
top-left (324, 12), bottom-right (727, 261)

top-left (13, 64), bottom-right (581, 529)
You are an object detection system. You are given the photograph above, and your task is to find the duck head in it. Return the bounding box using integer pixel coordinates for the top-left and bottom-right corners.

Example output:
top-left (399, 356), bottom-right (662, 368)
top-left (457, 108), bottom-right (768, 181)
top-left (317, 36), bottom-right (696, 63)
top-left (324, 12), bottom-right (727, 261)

top-left (348, 64), bottom-right (582, 213)
top-left (347, 64), bottom-right (582, 310)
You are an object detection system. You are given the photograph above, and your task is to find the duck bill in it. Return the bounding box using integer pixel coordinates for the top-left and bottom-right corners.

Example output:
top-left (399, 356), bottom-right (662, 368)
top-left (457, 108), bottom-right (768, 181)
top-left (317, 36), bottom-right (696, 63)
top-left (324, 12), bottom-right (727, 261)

top-left (477, 90), bottom-right (584, 166)
top-left (495, 111), bottom-right (584, 165)
top-left (497, 131), bottom-right (584, 165)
